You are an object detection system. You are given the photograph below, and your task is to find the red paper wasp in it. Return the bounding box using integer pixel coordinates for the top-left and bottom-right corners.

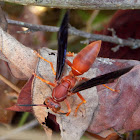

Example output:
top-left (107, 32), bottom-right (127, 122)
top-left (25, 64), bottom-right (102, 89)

top-left (20, 11), bottom-right (133, 116)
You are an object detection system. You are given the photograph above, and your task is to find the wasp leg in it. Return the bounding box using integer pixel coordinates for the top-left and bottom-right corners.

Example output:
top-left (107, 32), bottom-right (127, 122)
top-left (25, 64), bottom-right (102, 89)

top-left (74, 92), bottom-right (86, 116)
top-left (33, 73), bottom-right (56, 87)
top-left (103, 84), bottom-right (120, 92)
top-left (65, 59), bottom-right (73, 67)
top-left (34, 50), bottom-right (56, 75)
top-left (57, 110), bottom-right (67, 115)
top-left (65, 59), bottom-right (82, 75)
top-left (64, 99), bottom-right (71, 116)
top-left (75, 76), bottom-right (88, 82)
top-left (66, 51), bottom-right (74, 57)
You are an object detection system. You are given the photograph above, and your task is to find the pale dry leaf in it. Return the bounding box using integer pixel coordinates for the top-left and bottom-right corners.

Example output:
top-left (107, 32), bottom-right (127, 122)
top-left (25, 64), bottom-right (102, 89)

top-left (8, 63), bottom-right (28, 79)
top-left (7, 6), bottom-right (45, 79)
top-left (32, 48), bottom-right (57, 138)
top-left (0, 28), bottom-right (38, 79)
top-left (32, 48), bottom-right (98, 140)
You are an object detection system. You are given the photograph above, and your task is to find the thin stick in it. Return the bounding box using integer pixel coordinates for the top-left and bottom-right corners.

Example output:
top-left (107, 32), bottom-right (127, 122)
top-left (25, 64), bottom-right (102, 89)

top-left (0, 74), bottom-right (21, 93)
top-left (7, 19), bottom-right (140, 49)
top-left (0, 120), bottom-right (38, 140)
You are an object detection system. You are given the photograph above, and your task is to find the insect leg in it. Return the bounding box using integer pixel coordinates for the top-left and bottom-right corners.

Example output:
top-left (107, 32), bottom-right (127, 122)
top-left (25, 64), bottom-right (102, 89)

top-left (66, 51), bottom-right (74, 57)
top-left (103, 84), bottom-right (119, 92)
top-left (33, 73), bottom-right (56, 87)
top-left (75, 76), bottom-right (88, 82)
top-left (57, 110), bottom-right (67, 115)
top-left (65, 59), bottom-right (82, 75)
top-left (64, 99), bottom-right (71, 116)
top-left (74, 92), bottom-right (86, 116)
top-left (34, 50), bottom-right (56, 75)
top-left (65, 59), bottom-right (73, 67)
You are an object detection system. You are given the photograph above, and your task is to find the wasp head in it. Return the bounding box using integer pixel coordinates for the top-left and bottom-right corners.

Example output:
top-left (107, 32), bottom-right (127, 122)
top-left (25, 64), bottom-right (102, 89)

top-left (44, 97), bottom-right (61, 113)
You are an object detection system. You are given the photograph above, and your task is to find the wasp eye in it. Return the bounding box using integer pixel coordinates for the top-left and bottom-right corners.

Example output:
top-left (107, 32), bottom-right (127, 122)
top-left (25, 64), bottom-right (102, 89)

top-left (55, 105), bottom-right (59, 109)
top-left (54, 104), bottom-right (60, 111)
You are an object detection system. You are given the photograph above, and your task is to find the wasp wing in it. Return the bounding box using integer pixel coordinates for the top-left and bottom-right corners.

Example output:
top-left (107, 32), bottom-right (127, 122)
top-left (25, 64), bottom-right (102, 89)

top-left (71, 66), bottom-right (134, 93)
top-left (56, 11), bottom-right (69, 81)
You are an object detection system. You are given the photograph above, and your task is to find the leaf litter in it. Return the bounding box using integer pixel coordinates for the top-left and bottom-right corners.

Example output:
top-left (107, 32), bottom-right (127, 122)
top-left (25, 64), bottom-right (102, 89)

top-left (0, 28), bottom-right (140, 139)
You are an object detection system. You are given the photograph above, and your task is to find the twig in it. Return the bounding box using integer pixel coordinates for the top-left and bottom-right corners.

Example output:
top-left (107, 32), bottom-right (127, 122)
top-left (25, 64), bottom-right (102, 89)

top-left (69, 26), bottom-right (140, 49)
top-left (0, 119), bottom-right (38, 140)
top-left (107, 28), bottom-right (117, 38)
top-left (0, 74), bottom-right (21, 93)
top-left (111, 45), bottom-right (123, 52)
top-left (7, 19), bottom-right (140, 49)
top-left (7, 19), bottom-right (59, 32)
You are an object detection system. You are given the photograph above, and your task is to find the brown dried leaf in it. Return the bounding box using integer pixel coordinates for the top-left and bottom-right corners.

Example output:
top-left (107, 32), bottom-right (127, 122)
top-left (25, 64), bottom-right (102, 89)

top-left (7, 76), bottom-right (33, 112)
top-left (88, 65), bottom-right (140, 135)
top-left (99, 10), bottom-right (140, 60)
top-left (94, 57), bottom-right (140, 75)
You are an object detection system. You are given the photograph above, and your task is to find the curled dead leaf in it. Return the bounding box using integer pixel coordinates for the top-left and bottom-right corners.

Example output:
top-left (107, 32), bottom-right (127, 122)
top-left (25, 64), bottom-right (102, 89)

top-left (0, 28), bottom-right (38, 79)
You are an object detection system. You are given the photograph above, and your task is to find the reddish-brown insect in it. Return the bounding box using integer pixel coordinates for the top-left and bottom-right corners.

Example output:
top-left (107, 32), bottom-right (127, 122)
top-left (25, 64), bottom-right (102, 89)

top-left (19, 11), bottom-right (133, 116)
top-left (35, 40), bottom-right (102, 116)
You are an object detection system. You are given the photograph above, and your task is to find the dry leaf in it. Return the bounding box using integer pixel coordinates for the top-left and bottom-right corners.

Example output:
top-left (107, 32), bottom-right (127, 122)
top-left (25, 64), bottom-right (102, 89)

top-left (99, 10), bottom-right (140, 60)
top-left (0, 27), bottom-right (38, 79)
top-left (88, 65), bottom-right (140, 135)
top-left (0, 7), bottom-right (7, 31)
top-left (0, 28), bottom-right (140, 139)
top-left (32, 48), bottom-right (97, 140)
top-left (7, 6), bottom-right (42, 79)
top-left (0, 10), bottom-right (18, 123)
top-left (7, 76), bottom-right (33, 112)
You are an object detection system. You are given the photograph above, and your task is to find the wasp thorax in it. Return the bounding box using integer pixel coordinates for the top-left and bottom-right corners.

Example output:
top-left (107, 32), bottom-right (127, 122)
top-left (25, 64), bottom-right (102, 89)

top-left (44, 97), bottom-right (61, 112)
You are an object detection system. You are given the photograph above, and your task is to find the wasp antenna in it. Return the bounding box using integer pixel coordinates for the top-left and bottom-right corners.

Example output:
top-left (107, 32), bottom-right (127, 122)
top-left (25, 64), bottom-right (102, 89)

top-left (17, 104), bottom-right (46, 107)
